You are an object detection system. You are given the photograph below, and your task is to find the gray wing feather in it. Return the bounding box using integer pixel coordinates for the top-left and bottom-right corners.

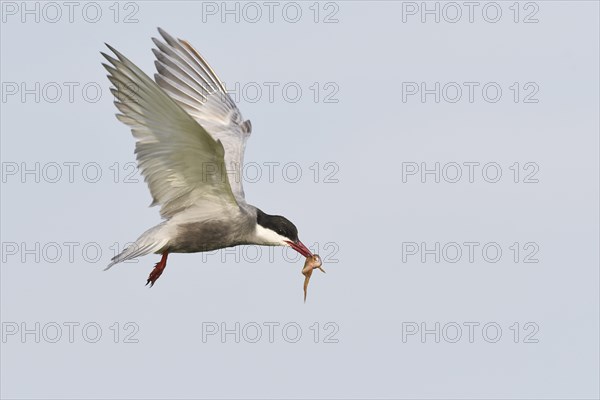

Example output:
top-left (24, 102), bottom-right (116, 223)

top-left (102, 44), bottom-right (238, 220)
top-left (151, 28), bottom-right (251, 206)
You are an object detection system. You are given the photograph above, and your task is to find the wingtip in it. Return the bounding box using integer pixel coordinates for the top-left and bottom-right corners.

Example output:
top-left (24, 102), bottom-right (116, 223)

top-left (157, 27), bottom-right (168, 38)
top-left (104, 42), bottom-right (126, 62)
top-left (100, 50), bottom-right (118, 66)
top-left (157, 27), bottom-right (169, 38)
top-left (157, 27), bottom-right (179, 45)
top-left (101, 62), bottom-right (113, 72)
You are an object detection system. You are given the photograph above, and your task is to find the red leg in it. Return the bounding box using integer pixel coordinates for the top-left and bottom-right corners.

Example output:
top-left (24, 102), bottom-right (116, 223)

top-left (146, 252), bottom-right (169, 287)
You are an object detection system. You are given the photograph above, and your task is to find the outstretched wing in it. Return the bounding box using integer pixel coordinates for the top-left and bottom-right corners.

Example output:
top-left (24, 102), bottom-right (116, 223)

top-left (151, 28), bottom-right (251, 206)
top-left (102, 44), bottom-right (238, 220)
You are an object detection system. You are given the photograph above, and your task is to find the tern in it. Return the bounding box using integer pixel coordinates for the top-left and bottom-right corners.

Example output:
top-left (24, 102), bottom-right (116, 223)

top-left (102, 28), bottom-right (314, 286)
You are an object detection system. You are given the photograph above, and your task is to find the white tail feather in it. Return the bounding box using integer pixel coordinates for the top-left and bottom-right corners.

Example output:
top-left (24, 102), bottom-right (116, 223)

top-left (105, 223), bottom-right (170, 270)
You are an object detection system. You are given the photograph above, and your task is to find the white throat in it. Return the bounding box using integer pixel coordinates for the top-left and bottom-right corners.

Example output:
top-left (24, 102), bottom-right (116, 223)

top-left (254, 224), bottom-right (289, 246)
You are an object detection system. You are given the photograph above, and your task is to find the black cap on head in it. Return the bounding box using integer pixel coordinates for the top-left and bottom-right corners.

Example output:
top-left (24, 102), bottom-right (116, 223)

top-left (256, 208), bottom-right (299, 242)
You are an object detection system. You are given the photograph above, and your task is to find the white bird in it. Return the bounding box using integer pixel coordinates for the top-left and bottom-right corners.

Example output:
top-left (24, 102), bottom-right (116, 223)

top-left (102, 28), bottom-right (313, 286)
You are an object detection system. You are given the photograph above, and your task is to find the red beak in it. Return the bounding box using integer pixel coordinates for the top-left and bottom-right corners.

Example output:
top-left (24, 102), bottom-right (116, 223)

top-left (286, 240), bottom-right (313, 258)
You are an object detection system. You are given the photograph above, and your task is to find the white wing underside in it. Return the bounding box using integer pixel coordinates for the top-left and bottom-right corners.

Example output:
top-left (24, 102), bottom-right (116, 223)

top-left (151, 28), bottom-right (251, 206)
top-left (102, 29), bottom-right (251, 220)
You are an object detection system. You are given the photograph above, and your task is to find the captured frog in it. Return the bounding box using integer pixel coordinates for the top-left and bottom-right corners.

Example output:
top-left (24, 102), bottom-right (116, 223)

top-left (302, 254), bottom-right (324, 302)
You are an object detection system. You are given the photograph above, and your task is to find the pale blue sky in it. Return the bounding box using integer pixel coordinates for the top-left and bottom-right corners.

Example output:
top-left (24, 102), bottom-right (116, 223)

top-left (1, 2), bottom-right (599, 399)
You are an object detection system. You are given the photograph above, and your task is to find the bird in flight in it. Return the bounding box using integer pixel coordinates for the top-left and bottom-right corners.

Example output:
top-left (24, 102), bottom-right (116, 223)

top-left (102, 28), bottom-right (314, 286)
